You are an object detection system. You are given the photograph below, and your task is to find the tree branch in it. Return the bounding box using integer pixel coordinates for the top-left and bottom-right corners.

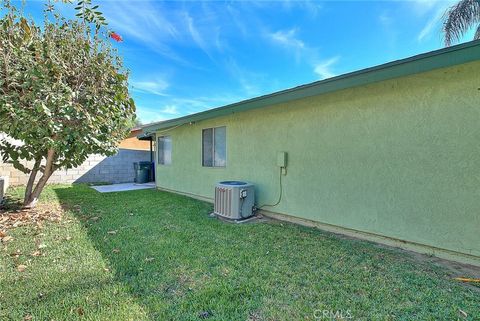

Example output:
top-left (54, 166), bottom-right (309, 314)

top-left (24, 156), bottom-right (41, 205)
top-left (24, 149), bottom-right (55, 208)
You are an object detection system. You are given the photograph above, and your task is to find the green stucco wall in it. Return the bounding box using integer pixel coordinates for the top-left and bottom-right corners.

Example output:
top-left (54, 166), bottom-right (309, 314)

top-left (155, 61), bottom-right (480, 260)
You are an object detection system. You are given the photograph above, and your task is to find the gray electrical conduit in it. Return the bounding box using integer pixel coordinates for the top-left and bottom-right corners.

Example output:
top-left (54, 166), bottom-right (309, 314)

top-left (256, 167), bottom-right (283, 210)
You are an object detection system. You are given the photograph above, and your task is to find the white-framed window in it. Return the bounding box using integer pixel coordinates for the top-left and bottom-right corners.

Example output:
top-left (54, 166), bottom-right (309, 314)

top-left (157, 135), bottom-right (172, 165)
top-left (202, 126), bottom-right (226, 167)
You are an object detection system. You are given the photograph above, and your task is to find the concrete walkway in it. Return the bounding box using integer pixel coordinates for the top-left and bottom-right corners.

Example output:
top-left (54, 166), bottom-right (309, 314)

top-left (91, 182), bottom-right (156, 193)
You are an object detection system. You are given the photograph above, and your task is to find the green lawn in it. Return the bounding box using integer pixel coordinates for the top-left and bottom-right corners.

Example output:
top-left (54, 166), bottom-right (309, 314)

top-left (1, 185), bottom-right (479, 321)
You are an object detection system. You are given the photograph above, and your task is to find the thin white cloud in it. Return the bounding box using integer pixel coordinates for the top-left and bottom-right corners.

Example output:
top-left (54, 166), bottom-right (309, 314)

top-left (160, 105), bottom-right (179, 115)
top-left (226, 4), bottom-right (248, 37)
top-left (378, 10), bottom-right (400, 51)
top-left (137, 93), bottom-right (247, 123)
top-left (269, 28), bottom-right (305, 50)
top-left (104, 1), bottom-right (188, 64)
top-left (224, 57), bottom-right (265, 96)
top-left (417, 9), bottom-right (441, 41)
top-left (170, 94), bottom-right (245, 115)
top-left (184, 11), bottom-right (214, 60)
top-left (413, 0), bottom-right (456, 42)
top-left (267, 27), bottom-right (341, 81)
top-left (103, 1), bottom-right (227, 68)
top-left (137, 108), bottom-right (168, 123)
top-left (170, 3), bottom-right (230, 61)
top-left (303, 1), bottom-right (323, 18)
top-left (99, 1), bottom-right (341, 123)
top-left (266, 27), bottom-right (318, 64)
top-left (282, 0), bottom-right (323, 18)
top-left (411, 0), bottom-right (445, 16)
top-left (131, 79), bottom-right (169, 97)
top-left (379, 12), bottom-right (393, 26)
top-left (314, 57), bottom-right (340, 80)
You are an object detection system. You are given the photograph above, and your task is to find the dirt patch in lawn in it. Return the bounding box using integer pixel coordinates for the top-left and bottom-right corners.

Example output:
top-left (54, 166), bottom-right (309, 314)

top-left (329, 228), bottom-right (480, 292)
top-left (408, 250), bottom-right (480, 276)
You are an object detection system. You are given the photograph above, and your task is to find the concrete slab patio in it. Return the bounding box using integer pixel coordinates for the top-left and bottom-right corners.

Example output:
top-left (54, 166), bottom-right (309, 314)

top-left (91, 182), bottom-right (155, 193)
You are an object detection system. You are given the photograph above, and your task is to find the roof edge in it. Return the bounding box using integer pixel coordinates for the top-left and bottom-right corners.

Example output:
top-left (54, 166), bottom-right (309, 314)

top-left (141, 40), bottom-right (480, 134)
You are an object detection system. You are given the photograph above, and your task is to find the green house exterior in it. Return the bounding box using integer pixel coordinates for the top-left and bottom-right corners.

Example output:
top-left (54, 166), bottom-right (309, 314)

top-left (142, 41), bottom-right (480, 266)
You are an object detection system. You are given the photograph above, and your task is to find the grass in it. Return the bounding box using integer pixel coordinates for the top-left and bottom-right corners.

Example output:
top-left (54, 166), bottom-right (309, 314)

top-left (1, 184), bottom-right (479, 321)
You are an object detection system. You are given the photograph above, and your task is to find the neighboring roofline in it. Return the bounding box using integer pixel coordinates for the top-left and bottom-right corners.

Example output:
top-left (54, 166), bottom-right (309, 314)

top-left (141, 40), bottom-right (480, 135)
top-left (137, 132), bottom-right (153, 141)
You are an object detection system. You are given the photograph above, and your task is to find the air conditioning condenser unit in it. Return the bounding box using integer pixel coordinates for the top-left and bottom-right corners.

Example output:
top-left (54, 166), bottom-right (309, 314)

top-left (214, 181), bottom-right (255, 220)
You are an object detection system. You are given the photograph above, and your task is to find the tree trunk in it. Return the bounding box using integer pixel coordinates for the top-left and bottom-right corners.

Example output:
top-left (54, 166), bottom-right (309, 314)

top-left (23, 157), bottom-right (41, 206)
top-left (23, 149), bottom-right (55, 209)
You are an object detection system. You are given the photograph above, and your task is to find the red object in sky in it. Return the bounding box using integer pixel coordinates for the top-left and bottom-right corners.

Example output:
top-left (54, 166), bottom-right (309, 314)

top-left (110, 32), bottom-right (123, 42)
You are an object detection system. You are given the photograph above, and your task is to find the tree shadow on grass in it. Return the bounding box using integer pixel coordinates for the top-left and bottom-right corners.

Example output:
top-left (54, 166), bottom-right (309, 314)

top-left (0, 194), bottom-right (23, 212)
top-left (51, 184), bottom-right (234, 321)
top-left (51, 184), bottom-right (292, 320)
top-left (50, 184), bottom-right (480, 321)
top-left (4, 273), bottom-right (149, 320)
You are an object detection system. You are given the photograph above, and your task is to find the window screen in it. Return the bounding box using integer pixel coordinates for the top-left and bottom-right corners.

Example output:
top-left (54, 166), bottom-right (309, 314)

top-left (202, 128), bottom-right (213, 167)
top-left (202, 126), bottom-right (226, 167)
top-left (157, 136), bottom-right (172, 165)
top-left (214, 126), bottom-right (226, 167)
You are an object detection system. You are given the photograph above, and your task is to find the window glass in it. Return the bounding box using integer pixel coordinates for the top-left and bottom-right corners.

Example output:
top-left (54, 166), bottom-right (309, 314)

top-left (158, 136), bottom-right (172, 165)
top-left (202, 127), bottom-right (226, 167)
top-left (214, 126), bottom-right (226, 167)
top-left (157, 137), bottom-right (164, 165)
top-left (202, 128), bottom-right (213, 167)
top-left (163, 136), bottom-right (172, 165)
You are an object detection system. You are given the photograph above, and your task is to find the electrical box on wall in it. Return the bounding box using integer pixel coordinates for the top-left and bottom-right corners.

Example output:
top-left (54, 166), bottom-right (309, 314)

top-left (277, 151), bottom-right (287, 168)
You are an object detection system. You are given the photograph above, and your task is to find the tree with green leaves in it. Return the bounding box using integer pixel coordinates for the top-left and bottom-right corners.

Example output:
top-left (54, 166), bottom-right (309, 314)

top-left (443, 0), bottom-right (480, 46)
top-left (133, 117), bottom-right (143, 128)
top-left (0, 0), bottom-right (135, 208)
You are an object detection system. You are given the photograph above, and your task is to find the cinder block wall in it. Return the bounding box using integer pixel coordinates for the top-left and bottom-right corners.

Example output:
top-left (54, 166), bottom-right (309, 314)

top-left (0, 149), bottom-right (151, 186)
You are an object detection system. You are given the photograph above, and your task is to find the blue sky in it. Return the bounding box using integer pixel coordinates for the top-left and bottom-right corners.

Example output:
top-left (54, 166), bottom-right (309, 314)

top-left (21, 0), bottom-right (475, 123)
